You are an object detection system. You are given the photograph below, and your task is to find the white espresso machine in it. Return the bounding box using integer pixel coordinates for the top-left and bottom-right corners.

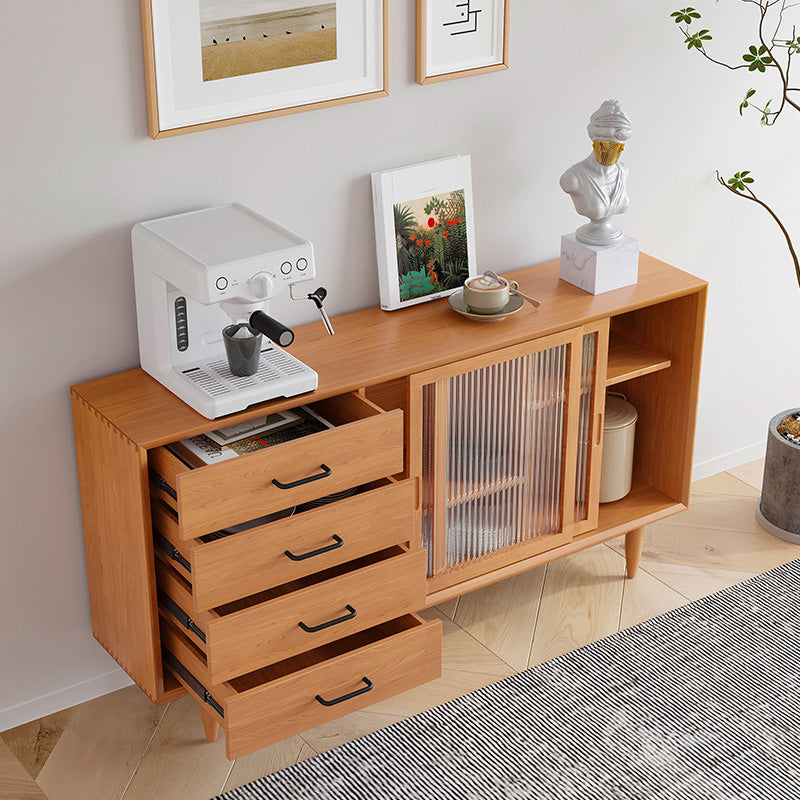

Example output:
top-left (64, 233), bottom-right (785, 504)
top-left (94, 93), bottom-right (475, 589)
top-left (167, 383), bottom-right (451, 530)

top-left (132, 203), bottom-right (333, 419)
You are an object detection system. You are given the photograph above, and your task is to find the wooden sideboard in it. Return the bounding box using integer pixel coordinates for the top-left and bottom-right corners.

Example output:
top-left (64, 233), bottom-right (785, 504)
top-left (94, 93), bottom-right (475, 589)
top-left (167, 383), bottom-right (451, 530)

top-left (71, 253), bottom-right (706, 758)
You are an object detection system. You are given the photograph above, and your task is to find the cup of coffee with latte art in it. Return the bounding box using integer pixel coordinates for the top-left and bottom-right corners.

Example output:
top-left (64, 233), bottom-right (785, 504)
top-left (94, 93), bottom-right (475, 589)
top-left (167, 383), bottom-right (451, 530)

top-left (462, 272), bottom-right (520, 314)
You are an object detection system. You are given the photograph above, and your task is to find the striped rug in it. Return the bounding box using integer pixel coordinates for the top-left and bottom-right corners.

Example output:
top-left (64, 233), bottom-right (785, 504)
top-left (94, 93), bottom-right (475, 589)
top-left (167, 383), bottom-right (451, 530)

top-left (214, 560), bottom-right (800, 800)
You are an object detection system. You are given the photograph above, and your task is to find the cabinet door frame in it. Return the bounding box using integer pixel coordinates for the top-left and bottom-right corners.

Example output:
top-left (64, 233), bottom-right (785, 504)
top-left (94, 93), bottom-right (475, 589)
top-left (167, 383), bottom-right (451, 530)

top-left (408, 328), bottom-right (589, 593)
top-left (573, 320), bottom-right (610, 535)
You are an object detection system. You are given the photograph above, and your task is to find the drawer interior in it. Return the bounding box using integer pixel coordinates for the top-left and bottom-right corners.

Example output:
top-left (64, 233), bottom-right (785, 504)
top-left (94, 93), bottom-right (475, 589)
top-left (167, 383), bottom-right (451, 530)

top-left (163, 612), bottom-right (432, 694)
top-left (158, 544), bottom-right (410, 626)
top-left (153, 393), bottom-right (389, 481)
top-left (154, 476), bottom-right (395, 549)
top-left (231, 615), bottom-right (430, 692)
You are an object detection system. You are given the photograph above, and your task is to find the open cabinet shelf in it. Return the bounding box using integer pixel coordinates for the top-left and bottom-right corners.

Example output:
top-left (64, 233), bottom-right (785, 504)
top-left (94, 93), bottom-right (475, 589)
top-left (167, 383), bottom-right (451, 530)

top-left (606, 330), bottom-right (671, 386)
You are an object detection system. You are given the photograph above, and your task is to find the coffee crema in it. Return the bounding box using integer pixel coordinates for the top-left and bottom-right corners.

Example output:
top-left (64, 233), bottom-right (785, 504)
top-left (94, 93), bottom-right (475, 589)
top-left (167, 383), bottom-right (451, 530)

top-left (466, 274), bottom-right (503, 291)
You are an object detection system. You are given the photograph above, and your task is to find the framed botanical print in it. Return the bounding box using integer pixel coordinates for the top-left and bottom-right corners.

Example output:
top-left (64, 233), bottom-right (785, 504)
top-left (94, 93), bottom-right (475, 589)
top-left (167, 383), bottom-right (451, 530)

top-left (372, 155), bottom-right (478, 311)
top-left (417, 0), bottom-right (509, 84)
top-left (140, 0), bottom-right (388, 138)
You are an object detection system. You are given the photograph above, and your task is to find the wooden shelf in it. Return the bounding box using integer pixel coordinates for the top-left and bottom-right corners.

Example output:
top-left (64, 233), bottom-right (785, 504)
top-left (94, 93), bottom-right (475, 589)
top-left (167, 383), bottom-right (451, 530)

top-left (606, 331), bottom-right (671, 386)
top-left (445, 475), bottom-right (524, 508)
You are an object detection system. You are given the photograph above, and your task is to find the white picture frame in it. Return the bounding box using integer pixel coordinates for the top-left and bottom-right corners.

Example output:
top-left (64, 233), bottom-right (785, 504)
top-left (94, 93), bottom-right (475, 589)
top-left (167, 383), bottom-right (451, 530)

top-left (371, 155), bottom-right (478, 311)
top-left (417, 0), bottom-right (509, 84)
top-left (140, 0), bottom-right (388, 138)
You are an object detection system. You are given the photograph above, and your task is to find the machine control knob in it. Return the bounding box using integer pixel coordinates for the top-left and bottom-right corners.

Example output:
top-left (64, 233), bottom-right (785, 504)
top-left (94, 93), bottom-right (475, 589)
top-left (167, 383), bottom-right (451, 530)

top-left (215, 276), bottom-right (228, 291)
top-left (296, 257), bottom-right (308, 271)
top-left (248, 272), bottom-right (275, 298)
top-left (280, 261), bottom-right (292, 275)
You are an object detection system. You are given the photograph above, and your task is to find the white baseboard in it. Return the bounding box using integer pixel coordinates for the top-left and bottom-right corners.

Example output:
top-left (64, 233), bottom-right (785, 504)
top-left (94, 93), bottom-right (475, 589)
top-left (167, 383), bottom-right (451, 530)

top-left (691, 441), bottom-right (766, 482)
top-left (0, 668), bottom-right (133, 733)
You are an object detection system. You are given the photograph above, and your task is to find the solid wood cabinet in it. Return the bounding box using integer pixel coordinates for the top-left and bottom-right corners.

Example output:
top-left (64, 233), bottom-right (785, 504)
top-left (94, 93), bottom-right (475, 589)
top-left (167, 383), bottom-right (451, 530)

top-left (71, 253), bottom-right (705, 759)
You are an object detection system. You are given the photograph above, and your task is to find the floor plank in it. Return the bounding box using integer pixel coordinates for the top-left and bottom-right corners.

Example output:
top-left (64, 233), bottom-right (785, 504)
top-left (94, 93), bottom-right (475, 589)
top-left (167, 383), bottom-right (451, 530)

top-left (222, 738), bottom-right (314, 793)
top-left (417, 607), bottom-right (516, 678)
top-left (634, 562), bottom-right (758, 602)
top-left (0, 737), bottom-right (33, 782)
top-left (453, 566), bottom-right (545, 671)
top-left (1, 707), bottom-right (75, 780)
top-left (727, 458), bottom-right (765, 492)
top-left (120, 696), bottom-right (232, 800)
top-left (36, 686), bottom-right (163, 800)
top-left (690, 472), bottom-right (760, 498)
top-left (608, 522), bottom-right (799, 575)
top-left (435, 597), bottom-right (459, 620)
top-left (658, 492), bottom-right (764, 534)
top-left (298, 710), bottom-right (405, 754)
top-left (528, 545), bottom-right (626, 667)
top-left (618, 563), bottom-right (689, 630)
top-left (0, 775), bottom-right (49, 799)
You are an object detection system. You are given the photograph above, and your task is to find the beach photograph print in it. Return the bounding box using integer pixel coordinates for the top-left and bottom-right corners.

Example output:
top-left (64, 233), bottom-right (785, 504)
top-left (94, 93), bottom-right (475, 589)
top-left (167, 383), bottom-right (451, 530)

top-left (393, 190), bottom-right (470, 303)
top-left (200, 0), bottom-right (337, 82)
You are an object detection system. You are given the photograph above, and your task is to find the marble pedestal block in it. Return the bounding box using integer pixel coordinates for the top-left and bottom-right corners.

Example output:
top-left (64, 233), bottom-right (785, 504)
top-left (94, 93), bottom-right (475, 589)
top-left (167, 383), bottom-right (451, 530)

top-left (559, 233), bottom-right (639, 295)
top-left (756, 408), bottom-right (800, 544)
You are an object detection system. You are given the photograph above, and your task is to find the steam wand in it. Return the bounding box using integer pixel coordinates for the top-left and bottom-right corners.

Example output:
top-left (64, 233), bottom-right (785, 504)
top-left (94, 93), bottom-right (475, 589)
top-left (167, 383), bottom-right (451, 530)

top-left (307, 287), bottom-right (335, 336)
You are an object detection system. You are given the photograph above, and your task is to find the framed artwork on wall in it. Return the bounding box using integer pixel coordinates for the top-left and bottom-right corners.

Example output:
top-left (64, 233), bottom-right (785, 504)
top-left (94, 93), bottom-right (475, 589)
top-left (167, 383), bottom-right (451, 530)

top-left (371, 155), bottom-right (478, 311)
top-left (417, 0), bottom-right (509, 84)
top-left (140, 0), bottom-right (388, 138)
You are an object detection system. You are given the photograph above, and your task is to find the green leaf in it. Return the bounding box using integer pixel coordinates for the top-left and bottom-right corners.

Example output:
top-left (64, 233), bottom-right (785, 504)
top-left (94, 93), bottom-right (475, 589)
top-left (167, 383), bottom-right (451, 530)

top-left (727, 170), bottom-right (755, 192)
top-left (685, 29), bottom-right (712, 50)
top-left (671, 7), bottom-right (701, 24)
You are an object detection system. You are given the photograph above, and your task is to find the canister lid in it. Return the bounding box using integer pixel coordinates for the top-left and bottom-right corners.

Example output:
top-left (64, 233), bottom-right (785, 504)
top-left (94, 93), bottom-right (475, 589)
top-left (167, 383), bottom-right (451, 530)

top-left (604, 394), bottom-right (638, 430)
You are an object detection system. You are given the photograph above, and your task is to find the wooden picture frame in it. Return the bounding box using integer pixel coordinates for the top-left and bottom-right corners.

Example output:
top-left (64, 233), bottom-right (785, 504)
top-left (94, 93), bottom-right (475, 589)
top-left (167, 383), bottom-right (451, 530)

top-left (140, 0), bottom-right (388, 139)
top-left (417, 0), bottom-right (509, 84)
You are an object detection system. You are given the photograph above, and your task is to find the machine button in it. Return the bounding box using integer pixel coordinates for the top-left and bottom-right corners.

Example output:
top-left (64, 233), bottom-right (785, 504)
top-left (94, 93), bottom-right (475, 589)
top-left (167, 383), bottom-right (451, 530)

top-left (280, 261), bottom-right (292, 275)
top-left (215, 276), bottom-right (228, 291)
top-left (296, 257), bottom-right (308, 271)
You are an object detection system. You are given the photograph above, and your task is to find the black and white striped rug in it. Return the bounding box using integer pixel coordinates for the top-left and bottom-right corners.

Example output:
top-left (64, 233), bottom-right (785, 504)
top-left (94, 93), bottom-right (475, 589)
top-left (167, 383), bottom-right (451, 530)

top-left (215, 560), bottom-right (800, 800)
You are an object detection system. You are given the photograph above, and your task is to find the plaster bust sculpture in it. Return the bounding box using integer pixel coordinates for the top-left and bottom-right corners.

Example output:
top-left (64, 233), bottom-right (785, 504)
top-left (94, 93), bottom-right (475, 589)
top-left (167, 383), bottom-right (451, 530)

top-left (560, 100), bottom-right (632, 246)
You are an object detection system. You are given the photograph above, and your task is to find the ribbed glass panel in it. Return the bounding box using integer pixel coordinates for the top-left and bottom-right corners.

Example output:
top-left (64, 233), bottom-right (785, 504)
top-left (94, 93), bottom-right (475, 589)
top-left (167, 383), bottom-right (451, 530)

top-left (421, 344), bottom-right (569, 577)
top-left (574, 332), bottom-right (597, 523)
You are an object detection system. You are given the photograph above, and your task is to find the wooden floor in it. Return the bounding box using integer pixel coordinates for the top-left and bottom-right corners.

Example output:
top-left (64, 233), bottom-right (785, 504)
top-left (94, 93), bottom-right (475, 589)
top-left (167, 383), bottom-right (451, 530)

top-left (3, 459), bottom-right (794, 800)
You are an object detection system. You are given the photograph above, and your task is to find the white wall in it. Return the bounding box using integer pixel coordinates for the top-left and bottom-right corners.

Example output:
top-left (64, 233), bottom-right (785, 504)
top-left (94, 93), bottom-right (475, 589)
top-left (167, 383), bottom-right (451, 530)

top-left (2, 1), bottom-right (798, 730)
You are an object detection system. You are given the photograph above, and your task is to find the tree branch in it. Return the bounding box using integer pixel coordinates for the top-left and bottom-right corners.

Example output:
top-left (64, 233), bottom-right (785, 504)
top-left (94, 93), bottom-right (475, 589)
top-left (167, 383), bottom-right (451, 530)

top-left (716, 171), bottom-right (800, 290)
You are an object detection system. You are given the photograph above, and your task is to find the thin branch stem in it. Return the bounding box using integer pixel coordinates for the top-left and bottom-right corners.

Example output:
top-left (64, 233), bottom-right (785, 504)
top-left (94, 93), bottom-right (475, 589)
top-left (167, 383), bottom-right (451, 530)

top-left (716, 171), bottom-right (800, 290)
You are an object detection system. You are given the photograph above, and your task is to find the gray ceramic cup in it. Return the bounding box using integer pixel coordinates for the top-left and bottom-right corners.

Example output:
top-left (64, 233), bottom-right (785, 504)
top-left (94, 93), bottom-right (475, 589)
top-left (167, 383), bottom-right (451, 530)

top-left (223, 324), bottom-right (262, 376)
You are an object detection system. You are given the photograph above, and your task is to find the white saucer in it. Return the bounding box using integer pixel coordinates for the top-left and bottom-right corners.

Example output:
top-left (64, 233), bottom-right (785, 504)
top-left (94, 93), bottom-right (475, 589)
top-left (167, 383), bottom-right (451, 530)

top-left (448, 289), bottom-right (525, 321)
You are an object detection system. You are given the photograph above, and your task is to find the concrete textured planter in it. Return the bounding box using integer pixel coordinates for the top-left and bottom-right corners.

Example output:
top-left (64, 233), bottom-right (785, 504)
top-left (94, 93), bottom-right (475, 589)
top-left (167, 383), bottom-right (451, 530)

top-left (756, 408), bottom-right (800, 544)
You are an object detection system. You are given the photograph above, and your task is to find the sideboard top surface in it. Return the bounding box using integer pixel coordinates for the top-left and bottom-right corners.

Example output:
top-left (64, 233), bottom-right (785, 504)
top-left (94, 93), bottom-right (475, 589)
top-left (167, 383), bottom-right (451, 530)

top-left (72, 253), bottom-right (707, 447)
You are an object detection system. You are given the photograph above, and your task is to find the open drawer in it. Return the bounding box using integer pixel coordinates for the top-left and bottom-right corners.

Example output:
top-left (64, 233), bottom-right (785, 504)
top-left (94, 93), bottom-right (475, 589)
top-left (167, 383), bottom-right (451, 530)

top-left (153, 477), bottom-right (418, 612)
top-left (149, 393), bottom-right (404, 540)
top-left (157, 545), bottom-right (427, 683)
top-left (163, 613), bottom-right (442, 760)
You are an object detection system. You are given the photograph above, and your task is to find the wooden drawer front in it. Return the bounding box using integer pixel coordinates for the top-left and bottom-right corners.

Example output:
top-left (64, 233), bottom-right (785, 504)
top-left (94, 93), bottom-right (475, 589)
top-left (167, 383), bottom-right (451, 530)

top-left (164, 614), bottom-right (442, 760)
top-left (159, 547), bottom-right (427, 683)
top-left (150, 394), bottom-right (404, 540)
top-left (154, 478), bottom-right (417, 612)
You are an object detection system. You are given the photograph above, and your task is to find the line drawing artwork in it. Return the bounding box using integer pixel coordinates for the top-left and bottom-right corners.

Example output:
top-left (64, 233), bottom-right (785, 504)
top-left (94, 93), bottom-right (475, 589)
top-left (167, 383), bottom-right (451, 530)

top-left (442, 1), bottom-right (481, 35)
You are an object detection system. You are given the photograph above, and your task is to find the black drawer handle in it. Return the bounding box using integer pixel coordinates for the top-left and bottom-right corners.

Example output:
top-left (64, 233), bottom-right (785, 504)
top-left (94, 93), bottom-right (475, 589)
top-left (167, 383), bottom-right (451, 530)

top-left (315, 677), bottom-right (373, 707)
top-left (284, 534), bottom-right (344, 562)
top-left (272, 464), bottom-right (331, 490)
top-left (298, 604), bottom-right (356, 633)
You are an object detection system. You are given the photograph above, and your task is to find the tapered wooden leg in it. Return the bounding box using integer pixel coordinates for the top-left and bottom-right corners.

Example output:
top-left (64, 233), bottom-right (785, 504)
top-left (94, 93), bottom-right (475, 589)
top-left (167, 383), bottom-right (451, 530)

top-left (199, 705), bottom-right (219, 742)
top-left (624, 527), bottom-right (645, 578)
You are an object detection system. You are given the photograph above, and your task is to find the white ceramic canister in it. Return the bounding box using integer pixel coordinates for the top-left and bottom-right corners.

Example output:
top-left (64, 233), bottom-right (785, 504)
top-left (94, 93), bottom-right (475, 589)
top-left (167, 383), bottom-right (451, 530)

top-left (599, 394), bottom-right (638, 503)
